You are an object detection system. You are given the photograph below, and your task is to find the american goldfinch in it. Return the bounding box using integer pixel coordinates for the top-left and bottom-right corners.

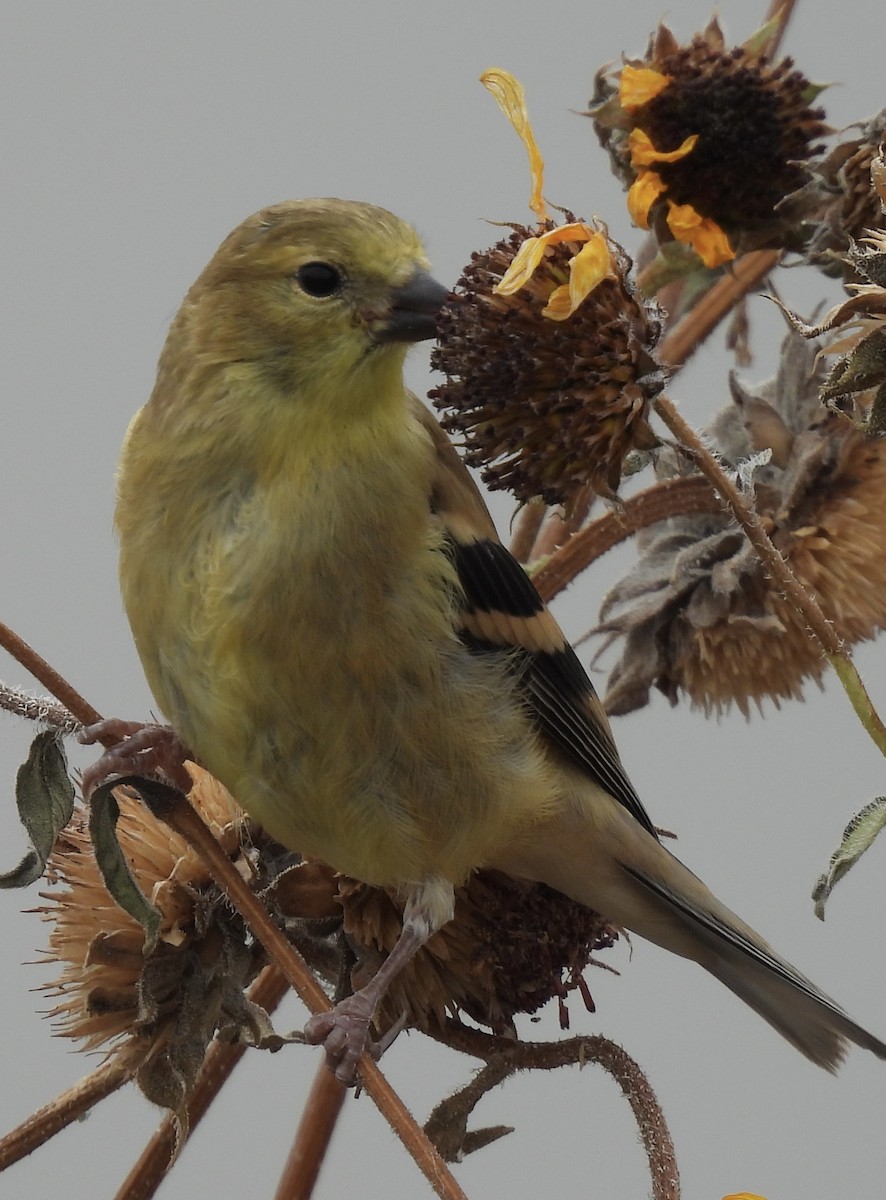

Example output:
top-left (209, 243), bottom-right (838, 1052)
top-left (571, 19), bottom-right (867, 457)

top-left (96, 198), bottom-right (886, 1083)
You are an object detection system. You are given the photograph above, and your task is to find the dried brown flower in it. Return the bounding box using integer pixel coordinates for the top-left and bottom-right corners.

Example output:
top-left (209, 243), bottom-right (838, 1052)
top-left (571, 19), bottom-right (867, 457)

top-left (430, 68), bottom-right (665, 509)
top-left (590, 17), bottom-right (829, 261)
top-left (37, 767), bottom-right (270, 1123)
top-left (784, 111), bottom-right (886, 277)
top-left (339, 871), bottom-right (617, 1036)
top-left (596, 326), bottom-right (886, 715)
top-left (430, 223), bottom-right (665, 506)
top-left (779, 222), bottom-right (886, 432)
top-left (38, 755), bottom-right (619, 1101)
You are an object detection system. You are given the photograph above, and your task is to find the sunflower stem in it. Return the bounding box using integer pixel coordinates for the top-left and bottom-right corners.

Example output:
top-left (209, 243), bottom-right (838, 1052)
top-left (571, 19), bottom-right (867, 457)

top-left (0, 623), bottom-right (468, 1200)
top-left (272, 1061), bottom-right (349, 1200)
top-left (508, 498), bottom-right (547, 562)
top-left (827, 655), bottom-right (886, 760)
top-left (763, 0), bottom-right (799, 55)
top-left (0, 620), bottom-right (100, 728)
top-left (658, 250), bottom-right (780, 368)
top-left (531, 476), bottom-right (721, 602)
top-left (0, 1058), bottom-right (133, 1172)
top-left (149, 787), bottom-right (469, 1200)
top-left (427, 1022), bottom-right (679, 1200)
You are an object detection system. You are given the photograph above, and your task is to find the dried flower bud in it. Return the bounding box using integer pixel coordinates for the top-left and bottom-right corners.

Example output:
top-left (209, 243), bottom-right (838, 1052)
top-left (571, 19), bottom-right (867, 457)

top-left (589, 17), bottom-right (829, 262)
top-left (596, 327), bottom-right (886, 715)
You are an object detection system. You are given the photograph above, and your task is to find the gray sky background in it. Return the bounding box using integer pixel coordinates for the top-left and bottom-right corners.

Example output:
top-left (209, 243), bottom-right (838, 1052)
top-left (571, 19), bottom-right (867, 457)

top-left (1, 3), bottom-right (885, 1198)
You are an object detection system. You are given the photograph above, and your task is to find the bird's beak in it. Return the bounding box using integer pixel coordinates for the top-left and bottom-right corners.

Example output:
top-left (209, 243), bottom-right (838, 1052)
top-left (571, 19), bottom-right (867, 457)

top-left (373, 268), bottom-right (450, 344)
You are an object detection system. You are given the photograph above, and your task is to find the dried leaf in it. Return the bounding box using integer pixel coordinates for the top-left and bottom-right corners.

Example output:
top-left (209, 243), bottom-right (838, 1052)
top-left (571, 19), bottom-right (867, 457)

top-left (0, 731), bottom-right (74, 888)
top-left (88, 780), bottom-right (162, 952)
top-left (812, 797), bottom-right (886, 920)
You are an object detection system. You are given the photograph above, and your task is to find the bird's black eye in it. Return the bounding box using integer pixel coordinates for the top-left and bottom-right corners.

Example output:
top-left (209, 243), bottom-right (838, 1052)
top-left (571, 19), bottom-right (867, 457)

top-left (295, 261), bottom-right (343, 298)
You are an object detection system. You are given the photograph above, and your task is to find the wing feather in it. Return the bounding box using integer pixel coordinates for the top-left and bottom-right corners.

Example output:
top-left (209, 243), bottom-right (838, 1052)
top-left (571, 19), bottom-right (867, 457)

top-left (414, 398), bottom-right (658, 840)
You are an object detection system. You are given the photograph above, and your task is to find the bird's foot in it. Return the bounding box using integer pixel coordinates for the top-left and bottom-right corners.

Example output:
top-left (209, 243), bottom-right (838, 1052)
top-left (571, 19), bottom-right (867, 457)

top-left (303, 992), bottom-right (382, 1085)
top-left (79, 718), bottom-right (194, 797)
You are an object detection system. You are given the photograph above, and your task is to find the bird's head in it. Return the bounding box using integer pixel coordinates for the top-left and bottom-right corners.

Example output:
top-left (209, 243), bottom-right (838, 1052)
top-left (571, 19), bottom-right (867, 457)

top-left (168, 198), bottom-right (448, 401)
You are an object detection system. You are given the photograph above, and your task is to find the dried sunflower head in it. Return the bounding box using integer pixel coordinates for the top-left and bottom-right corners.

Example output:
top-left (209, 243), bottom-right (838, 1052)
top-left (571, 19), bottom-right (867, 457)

top-left (37, 766), bottom-right (270, 1124)
top-left (589, 17), bottom-right (829, 263)
top-left (338, 871), bottom-right (617, 1036)
top-left (269, 862), bottom-right (619, 1037)
top-left (38, 736), bottom-right (619, 1096)
top-left (431, 222), bottom-right (664, 505)
top-left (596, 325), bottom-right (886, 715)
top-left (430, 68), bottom-right (665, 507)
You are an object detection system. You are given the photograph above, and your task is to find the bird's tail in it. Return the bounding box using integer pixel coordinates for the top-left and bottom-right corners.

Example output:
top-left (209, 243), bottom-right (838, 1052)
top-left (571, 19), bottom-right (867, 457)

top-left (495, 801), bottom-right (886, 1071)
top-left (619, 858), bottom-right (886, 1071)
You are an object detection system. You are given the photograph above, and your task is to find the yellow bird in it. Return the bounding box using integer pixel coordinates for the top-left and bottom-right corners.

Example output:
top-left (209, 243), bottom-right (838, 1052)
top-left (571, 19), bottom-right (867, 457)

top-left (90, 198), bottom-right (886, 1083)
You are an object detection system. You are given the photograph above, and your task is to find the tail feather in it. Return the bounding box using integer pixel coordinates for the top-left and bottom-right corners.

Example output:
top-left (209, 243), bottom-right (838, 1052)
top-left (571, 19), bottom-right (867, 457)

top-left (622, 863), bottom-right (886, 1072)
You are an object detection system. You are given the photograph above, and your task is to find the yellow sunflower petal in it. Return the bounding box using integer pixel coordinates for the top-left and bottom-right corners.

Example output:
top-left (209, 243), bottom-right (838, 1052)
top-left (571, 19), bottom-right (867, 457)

top-left (481, 68), bottom-right (547, 223)
top-left (628, 127), bottom-right (699, 168)
top-left (494, 221), bottom-right (596, 296)
top-left (494, 234), bottom-right (548, 295)
top-left (666, 202), bottom-right (735, 268)
top-left (619, 65), bottom-right (672, 110)
top-left (721, 1194), bottom-right (768, 1200)
top-left (542, 232), bottom-right (614, 320)
top-left (627, 170), bottom-right (667, 229)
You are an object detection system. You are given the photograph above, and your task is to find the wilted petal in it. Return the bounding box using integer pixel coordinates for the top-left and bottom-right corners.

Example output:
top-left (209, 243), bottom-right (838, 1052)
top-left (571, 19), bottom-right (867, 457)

top-left (481, 68), bottom-right (547, 223)
top-left (495, 222), bottom-right (600, 298)
top-left (628, 127), bottom-right (698, 167)
top-left (542, 233), bottom-right (615, 319)
top-left (666, 202), bottom-right (735, 267)
top-left (628, 170), bottom-right (667, 229)
top-left (619, 65), bottom-right (672, 110)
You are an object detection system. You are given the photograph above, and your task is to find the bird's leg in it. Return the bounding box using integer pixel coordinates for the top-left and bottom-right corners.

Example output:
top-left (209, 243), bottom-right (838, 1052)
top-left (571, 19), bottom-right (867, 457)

top-left (304, 881), bottom-right (452, 1085)
top-left (78, 718), bottom-right (194, 796)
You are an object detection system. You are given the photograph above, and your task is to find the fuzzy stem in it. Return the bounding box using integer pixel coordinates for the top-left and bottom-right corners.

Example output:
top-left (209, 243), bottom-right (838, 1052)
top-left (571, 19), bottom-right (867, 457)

top-left (0, 621), bottom-right (100, 727)
top-left (654, 395), bottom-right (839, 648)
top-left (428, 1023), bottom-right (679, 1200)
top-left (531, 476), bottom-right (720, 603)
top-left (0, 681), bottom-right (80, 733)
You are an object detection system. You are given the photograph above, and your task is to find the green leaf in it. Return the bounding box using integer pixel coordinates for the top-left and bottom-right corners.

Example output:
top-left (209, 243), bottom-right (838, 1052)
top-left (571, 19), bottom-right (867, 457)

top-left (812, 796), bottom-right (886, 920)
top-left (88, 779), bottom-right (162, 953)
top-left (0, 731), bottom-right (75, 889)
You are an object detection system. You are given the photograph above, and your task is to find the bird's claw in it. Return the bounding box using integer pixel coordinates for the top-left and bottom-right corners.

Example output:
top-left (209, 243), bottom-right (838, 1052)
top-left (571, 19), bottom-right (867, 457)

top-left (303, 993), bottom-right (381, 1085)
top-left (78, 719), bottom-right (194, 797)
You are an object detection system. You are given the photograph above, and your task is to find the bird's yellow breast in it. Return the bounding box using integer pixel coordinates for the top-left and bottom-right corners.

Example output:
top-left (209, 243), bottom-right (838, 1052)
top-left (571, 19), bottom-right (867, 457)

top-left (118, 387), bottom-right (555, 889)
